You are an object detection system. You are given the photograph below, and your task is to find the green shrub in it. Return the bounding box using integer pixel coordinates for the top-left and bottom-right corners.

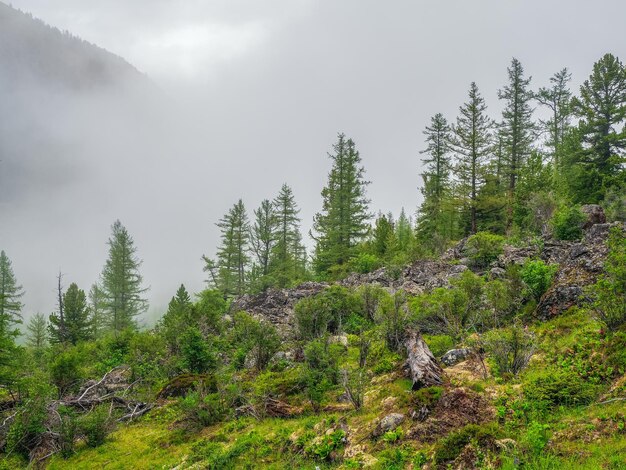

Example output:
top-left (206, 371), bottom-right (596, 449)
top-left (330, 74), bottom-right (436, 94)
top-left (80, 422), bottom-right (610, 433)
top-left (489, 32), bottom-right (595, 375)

top-left (349, 253), bottom-right (382, 274)
top-left (423, 335), bottom-right (455, 358)
top-left (294, 286), bottom-right (364, 339)
top-left (524, 368), bottom-right (596, 407)
top-left (464, 231), bottom-right (505, 268)
top-left (231, 312), bottom-right (281, 370)
top-left (482, 325), bottom-right (536, 377)
top-left (433, 423), bottom-right (499, 464)
top-left (50, 349), bottom-right (83, 396)
top-left (305, 429), bottom-right (346, 461)
top-left (524, 421), bottom-right (550, 455)
top-left (520, 259), bottom-right (558, 301)
top-left (551, 205), bottom-right (585, 240)
top-left (181, 327), bottom-right (216, 374)
top-left (80, 404), bottom-right (112, 447)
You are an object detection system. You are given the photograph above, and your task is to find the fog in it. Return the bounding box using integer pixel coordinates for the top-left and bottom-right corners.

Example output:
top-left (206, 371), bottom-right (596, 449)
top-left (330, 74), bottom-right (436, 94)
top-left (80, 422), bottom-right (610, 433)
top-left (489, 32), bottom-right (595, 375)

top-left (1, 0), bottom-right (625, 324)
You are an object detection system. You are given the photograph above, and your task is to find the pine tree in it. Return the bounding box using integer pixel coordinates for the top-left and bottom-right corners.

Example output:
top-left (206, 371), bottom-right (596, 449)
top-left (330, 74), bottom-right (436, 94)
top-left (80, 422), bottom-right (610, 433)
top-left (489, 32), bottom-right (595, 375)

top-left (270, 184), bottom-right (305, 288)
top-left (536, 68), bottom-right (572, 168)
top-left (371, 213), bottom-right (394, 258)
top-left (395, 208), bottom-right (414, 255)
top-left (569, 53), bottom-right (626, 202)
top-left (498, 58), bottom-right (536, 227)
top-left (26, 313), bottom-right (48, 351)
top-left (100, 220), bottom-right (148, 333)
top-left (417, 113), bottom-right (455, 247)
top-left (312, 134), bottom-right (371, 277)
top-left (215, 200), bottom-right (250, 297)
top-left (450, 82), bottom-right (494, 234)
top-left (0, 250), bottom-right (24, 328)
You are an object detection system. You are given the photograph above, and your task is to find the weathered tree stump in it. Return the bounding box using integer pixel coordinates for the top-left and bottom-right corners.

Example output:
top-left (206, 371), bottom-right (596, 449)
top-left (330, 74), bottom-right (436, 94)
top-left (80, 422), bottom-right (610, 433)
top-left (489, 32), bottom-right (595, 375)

top-left (404, 330), bottom-right (444, 390)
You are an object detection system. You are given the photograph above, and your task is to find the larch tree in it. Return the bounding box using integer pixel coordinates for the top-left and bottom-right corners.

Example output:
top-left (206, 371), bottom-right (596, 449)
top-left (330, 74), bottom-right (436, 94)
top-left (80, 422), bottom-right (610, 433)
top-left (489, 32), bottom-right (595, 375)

top-left (88, 283), bottom-right (107, 339)
top-left (26, 312), bottom-right (48, 352)
top-left (0, 251), bottom-right (23, 387)
top-left (312, 133), bottom-right (371, 277)
top-left (214, 200), bottom-right (250, 297)
top-left (0, 250), bottom-right (24, 328)
top-left (535, 68), bottom-right (572, 168)
top-left (250, 199), bottom-right (275, 280)
top-left (569, 53), bottom-right (626, 202)
top-left (450, 82), bottom-right (494, 235)
top-left (100, 220), bottom-right (148, 334)
top-left (498, 58), bottom-right (535, 227)
top-left (417, 113), bottom-right (455, 247)
top-left (270, 183), bottom-right (305, 288)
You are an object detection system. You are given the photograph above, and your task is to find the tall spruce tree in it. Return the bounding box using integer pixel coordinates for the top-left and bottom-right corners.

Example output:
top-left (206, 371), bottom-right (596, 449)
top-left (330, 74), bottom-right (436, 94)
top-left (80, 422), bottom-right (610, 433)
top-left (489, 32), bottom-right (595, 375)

top-left (270, 184), bottom-right (305, 288)
top-left (417, 113), bottom-right (455, 246)
top-left (100, 220), bottom-right (148, 333)
top-left (536, 68), bottom-right (572, 168)
top-left (569, 53), bottom-right (626, 202)
top-left (312, 134), bottom-right (371, 277)
top-left (49, 283), bottom-right (91, 345)
top-left (450, 82), bottom-right (494, 234)
top-left (498, 58), bottom-right (535, 227)
top-left (214, 200), bottom-right (250, 297)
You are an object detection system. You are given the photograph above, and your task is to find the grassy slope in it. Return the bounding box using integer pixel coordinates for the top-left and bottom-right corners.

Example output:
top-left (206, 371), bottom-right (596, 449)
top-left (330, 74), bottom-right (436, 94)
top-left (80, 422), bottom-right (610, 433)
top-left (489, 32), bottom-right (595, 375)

top-left (43, 306), bottom-right (626, 469)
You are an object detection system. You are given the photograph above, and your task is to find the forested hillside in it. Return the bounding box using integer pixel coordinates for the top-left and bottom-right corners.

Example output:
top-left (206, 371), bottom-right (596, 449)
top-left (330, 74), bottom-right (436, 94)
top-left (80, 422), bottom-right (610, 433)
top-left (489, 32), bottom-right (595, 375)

top-left (0, 2), bottom-right (145, 90)
top-left (1, 6), bottom-right (626, 468)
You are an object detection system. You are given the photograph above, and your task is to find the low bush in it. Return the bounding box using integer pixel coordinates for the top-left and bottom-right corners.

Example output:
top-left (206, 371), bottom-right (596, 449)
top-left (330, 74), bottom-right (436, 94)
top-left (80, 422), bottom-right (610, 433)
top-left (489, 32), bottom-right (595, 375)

top-left (482, 325), bottom-right (536, 377)
top-left (433, 423), bottom-right (500, 465)
top-left (520, 259), bottom-right (558, 301)
top-left (523, 368), bottom-right (596, 407)
top-left (464, 231), bottom-right (505, 268)
top-left (551, 205), bottom-right (585, 240)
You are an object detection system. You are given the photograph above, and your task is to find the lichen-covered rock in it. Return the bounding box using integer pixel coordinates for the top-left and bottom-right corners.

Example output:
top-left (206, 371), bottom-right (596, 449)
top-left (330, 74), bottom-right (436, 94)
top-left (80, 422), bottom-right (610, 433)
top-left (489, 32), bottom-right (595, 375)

top-left (441, 348), bottom-right (471, 367)
top-left (373, 413), bottom-right (405, 437)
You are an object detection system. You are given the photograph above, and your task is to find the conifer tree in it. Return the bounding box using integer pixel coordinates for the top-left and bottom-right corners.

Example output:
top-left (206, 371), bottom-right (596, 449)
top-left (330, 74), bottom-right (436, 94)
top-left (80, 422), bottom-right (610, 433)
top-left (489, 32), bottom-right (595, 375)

top-left (0, 250), bottom-right (23, 386)
top-left (250, 199), bottom-right (275, 278)
top-left (49, 283), bottom-right (91, 345)
top-left (88, 283), bottom-right (107, 339)
top-left (100, 220), bottom-right (148, 333)
top-left (26, 312), bottom-right (48, 351)
top-left (159, 284), bottom-right (193, 352)
top-left (270, 184), bottom-right (304, 288)
top-left (395, 208), bottom-right (414, 255)
top-left (498, 58), bottom-right (535, 226)
top-left (536, 68), bottom-right (572, 167)
top-left (569, 53), bottom-right (626, 202)
top-left (215, 200), bottom-right (250, 297)
top-left (417, 113), bottom-right (455, 246)
top-left (450, 82), bottom-right (494, 234)
top-left (0, 250), bottom-right (24, 328)
top-left (312, 134), bottom-right (371, 277)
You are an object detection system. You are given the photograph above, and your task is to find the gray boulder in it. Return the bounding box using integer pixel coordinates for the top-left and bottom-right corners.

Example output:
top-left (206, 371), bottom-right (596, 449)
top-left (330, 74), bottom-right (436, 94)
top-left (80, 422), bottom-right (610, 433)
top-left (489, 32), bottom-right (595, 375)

top-left (441, 348), bottom-right (471, 367)
top-left (373, 413), bottom-right (405, 437)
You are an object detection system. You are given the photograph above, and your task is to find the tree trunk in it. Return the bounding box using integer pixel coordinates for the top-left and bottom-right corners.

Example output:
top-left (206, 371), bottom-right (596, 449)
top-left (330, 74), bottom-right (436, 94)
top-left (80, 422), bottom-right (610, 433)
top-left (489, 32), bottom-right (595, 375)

top-left (404, 330), bottom-right (444, 390)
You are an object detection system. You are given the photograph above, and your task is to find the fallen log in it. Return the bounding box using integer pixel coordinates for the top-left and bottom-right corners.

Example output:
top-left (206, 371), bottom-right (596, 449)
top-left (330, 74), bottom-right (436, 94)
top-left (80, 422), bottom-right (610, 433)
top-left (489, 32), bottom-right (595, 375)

top-left (404, 330), bottom-right (444, 390)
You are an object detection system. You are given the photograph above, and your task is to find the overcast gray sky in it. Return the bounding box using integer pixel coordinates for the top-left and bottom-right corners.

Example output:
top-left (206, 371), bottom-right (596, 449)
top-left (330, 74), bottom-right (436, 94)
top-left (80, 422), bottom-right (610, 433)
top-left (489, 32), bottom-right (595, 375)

top-left (3, 0), bottom-right (625, 323)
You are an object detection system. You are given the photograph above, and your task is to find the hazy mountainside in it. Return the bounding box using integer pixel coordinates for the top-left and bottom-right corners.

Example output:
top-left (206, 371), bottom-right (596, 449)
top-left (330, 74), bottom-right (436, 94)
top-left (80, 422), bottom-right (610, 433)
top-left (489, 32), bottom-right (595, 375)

top-left (0, 2), bottom-right (146, 91)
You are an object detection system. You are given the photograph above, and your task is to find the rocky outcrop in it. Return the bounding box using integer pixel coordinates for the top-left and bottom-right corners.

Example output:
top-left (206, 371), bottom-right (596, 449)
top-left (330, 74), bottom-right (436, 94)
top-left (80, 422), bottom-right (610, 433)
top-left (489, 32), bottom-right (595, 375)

top-left (231, 281), bottom-right (327, 335)
top-left (536, 222), bottom-right (625, 320)
top-left (581, 204), bottom-right (607, 228)
top-left (232, 207), bottom-right (623, 331)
